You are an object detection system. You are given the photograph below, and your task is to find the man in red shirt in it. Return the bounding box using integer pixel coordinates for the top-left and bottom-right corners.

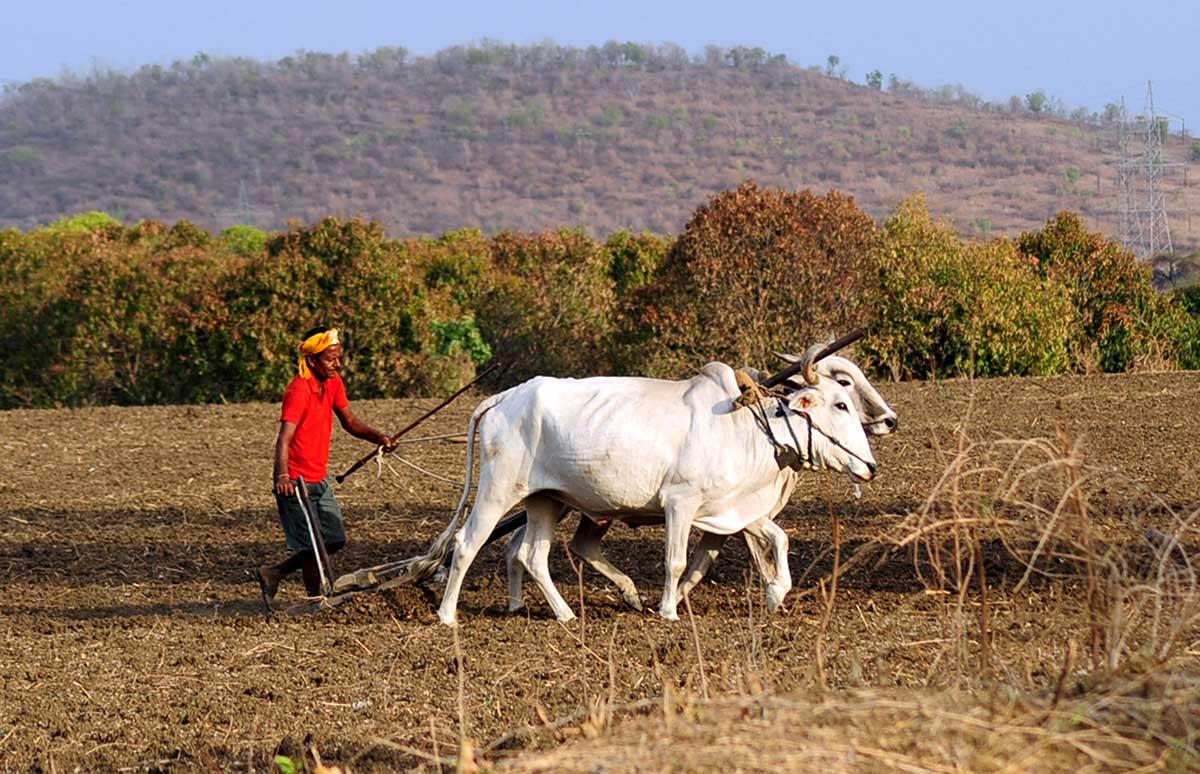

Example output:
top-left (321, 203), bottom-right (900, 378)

top-left (252, 326), bottom-right (395, 601)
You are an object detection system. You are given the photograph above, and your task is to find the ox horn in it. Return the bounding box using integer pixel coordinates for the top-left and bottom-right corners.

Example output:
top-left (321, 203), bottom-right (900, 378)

top-left (798, 344), bottom-right (824, 385)
top-left (760, 327), bottom-right (865, 389)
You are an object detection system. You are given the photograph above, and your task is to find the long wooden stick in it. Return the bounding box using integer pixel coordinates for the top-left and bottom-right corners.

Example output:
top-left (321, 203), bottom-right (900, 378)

top-left (335, 362), bottom-right (503, 484)
top-left (760, 327), bottom-right (865, 388)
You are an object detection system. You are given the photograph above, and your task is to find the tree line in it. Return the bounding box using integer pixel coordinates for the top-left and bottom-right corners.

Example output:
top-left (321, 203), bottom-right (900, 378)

top-left (2, 183), bottom-right (1197, 409)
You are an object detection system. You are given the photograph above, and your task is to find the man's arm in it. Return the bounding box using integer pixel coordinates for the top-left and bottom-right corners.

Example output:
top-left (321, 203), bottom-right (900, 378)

top-left (334, 404), bottom-right (395, 450)
top-left (274, 421), bottom-right (298, 495)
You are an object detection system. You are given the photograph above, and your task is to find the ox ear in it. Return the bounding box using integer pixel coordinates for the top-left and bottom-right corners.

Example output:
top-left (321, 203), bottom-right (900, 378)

top-left (788, 389), bottom-right (819, 412)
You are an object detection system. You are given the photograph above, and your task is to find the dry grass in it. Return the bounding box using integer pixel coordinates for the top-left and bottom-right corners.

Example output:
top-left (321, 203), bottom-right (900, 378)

top-left (494, 677), bottom-right (1200, 772)
top-left (475, 419), bottom-right (1200, 772)
top-left (876, 422), bottom-right (1199, 682)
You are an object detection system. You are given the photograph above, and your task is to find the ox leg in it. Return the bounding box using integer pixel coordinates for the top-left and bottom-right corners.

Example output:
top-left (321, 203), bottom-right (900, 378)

top-left (507, 504), bottom-right (575, 613)
top-left (743, 530), bottom-right (776, 585)
top-left (679, 533), bottom-right (729, 597)
top-left (504, 524), bottom-right (527, 612)
top-left (569, 518), bottom-right (643, 611)
top-left (743, 518), bottom-right (792, 613)
top-left (660, 500), bottom-right (698, 621)
top-left (520, 494), bottom-right (576, 622)
top-left (438, 485), bottom-right (524, 626)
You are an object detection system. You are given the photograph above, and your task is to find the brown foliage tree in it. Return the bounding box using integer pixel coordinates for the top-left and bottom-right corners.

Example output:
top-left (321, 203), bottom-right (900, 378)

top-left (477, 228), bottom-right (617, 383)
top-left (624, 182), bottom-right (879, 376)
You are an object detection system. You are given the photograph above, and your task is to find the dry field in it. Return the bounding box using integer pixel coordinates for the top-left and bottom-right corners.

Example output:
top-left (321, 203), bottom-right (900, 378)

top-left (1, 372), bottom-right (1198, 771)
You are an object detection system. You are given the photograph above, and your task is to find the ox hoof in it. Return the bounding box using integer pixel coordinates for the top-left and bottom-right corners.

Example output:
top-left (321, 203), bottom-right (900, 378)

top-left (508, 602), bottom-right (525, 613)
top-left (622, 592), bottom-right (644, 612)
top-left (438, 611), bottom-right (459, 627)
top-left (658, 609), bottom-right (680, 621)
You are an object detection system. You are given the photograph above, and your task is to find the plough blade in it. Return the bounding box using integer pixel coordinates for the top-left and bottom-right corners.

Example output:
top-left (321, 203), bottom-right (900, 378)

top-left (284, 566), bottom-right (425, 615)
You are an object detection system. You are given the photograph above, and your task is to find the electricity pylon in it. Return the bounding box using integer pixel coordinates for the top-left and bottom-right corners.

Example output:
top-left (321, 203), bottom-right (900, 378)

top-left (1116, 82), bottom-right (1181, 258)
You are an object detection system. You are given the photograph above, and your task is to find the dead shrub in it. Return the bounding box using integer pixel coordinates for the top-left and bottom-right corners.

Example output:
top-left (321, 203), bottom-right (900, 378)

top-left (877, 423), bottom-right (1199, 684)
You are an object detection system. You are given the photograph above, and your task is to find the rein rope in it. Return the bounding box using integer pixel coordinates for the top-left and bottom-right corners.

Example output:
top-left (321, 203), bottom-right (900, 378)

top-left (750, 395), bottom-right (816, 471)
top-left (371, 444), bottom-right (466, 488)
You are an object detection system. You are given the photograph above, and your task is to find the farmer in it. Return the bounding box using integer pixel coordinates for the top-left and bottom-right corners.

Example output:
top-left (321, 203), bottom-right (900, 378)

top-left (252, 326), bottom-right (395, 601)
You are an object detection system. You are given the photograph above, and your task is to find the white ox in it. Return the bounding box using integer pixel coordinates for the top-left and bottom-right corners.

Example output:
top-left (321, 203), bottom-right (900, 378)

top-left (437, 357), bottom-right (876, 625)
top-left (765, 353), bottom-right (898, 438)
top-left (502, 353), bottom-right (897, 612)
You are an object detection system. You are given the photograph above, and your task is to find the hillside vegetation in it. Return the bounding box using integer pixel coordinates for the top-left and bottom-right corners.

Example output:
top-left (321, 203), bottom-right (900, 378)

top-left (3, 186), bottom-right (1198, 409)
top-left (2, 42), bottom-right (1197, 245)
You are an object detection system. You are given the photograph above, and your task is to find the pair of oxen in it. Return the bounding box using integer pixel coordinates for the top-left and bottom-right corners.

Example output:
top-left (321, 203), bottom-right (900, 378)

top-left (358, 343), bottom-right (898, 626)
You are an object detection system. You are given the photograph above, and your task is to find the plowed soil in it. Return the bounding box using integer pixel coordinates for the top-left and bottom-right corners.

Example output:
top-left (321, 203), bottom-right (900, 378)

top-left (1, 372), bottom-right (1198, 771)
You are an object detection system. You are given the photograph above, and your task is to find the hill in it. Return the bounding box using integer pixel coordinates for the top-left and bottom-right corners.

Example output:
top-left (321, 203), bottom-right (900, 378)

top-left (1, 42), bottom-right (1197, 246)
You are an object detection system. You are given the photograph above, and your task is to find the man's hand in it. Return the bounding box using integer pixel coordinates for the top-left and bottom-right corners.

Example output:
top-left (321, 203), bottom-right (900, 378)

top-left (275, 421), bottom-right (298, 496)
top-left (334, 405), bottom-right (396, 452)
top-left (275, 474), bottom-right (296, 497)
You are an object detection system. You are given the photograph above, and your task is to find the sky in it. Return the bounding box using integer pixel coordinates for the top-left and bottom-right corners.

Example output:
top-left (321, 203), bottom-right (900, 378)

top-left (2, 0), bottom-right (1198, 131)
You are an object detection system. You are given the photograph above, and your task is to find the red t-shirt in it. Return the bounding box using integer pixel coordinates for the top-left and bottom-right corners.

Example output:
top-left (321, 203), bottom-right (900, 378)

top-left (280, 374), bottom-right (349, 482)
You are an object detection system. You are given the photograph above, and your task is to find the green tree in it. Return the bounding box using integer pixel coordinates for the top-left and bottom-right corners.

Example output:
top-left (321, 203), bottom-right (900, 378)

top-left (1166, 285), bottom-right (1200, 368)
top-left (431, 316), bottom-right (492, 364)
top-left (862, 195), bottom-right (1072, 379)
top-left (825, 54), bottom-right (841, 77)
top-left (0, 146), bottom-right (43, 174)
top-left (219, 224), bottom-right (269, 256)
top-left (1025, 90), bottom-right (1047, 113)
top-left (47, 211), bottom-right (122, 233)
top-left (1018, 212), bottom-right (1160, 372)
top-left (604, 231), bottom-right (673, 295)
top-left (865, 70), bottom-right (883, 90)
top-left (1061, 166), bottom-right (1082, 192)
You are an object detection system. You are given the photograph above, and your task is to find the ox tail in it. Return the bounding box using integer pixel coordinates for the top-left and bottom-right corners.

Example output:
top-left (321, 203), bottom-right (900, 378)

top-left (390, 388), bottom-right (511, 583)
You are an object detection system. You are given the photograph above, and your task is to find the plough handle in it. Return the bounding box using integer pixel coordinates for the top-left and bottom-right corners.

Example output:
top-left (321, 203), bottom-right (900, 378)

top-left (295, 476), bottom-right (335, 596)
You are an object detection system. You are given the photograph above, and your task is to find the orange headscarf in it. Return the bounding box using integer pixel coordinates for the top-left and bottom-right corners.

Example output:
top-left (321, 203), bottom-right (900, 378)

top-left (297, 328), bottom-right (340, 379)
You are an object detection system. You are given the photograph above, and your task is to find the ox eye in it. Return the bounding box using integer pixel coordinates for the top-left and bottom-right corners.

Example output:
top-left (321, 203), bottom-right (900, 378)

top-left (837, 378), bottom-right (852, 387)
top-left (836, 402), bottom-right (849, 412)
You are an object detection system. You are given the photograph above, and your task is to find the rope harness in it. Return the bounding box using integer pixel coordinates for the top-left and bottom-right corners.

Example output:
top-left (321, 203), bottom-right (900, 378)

top-left (734, 369), bottom-right (875, 473)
